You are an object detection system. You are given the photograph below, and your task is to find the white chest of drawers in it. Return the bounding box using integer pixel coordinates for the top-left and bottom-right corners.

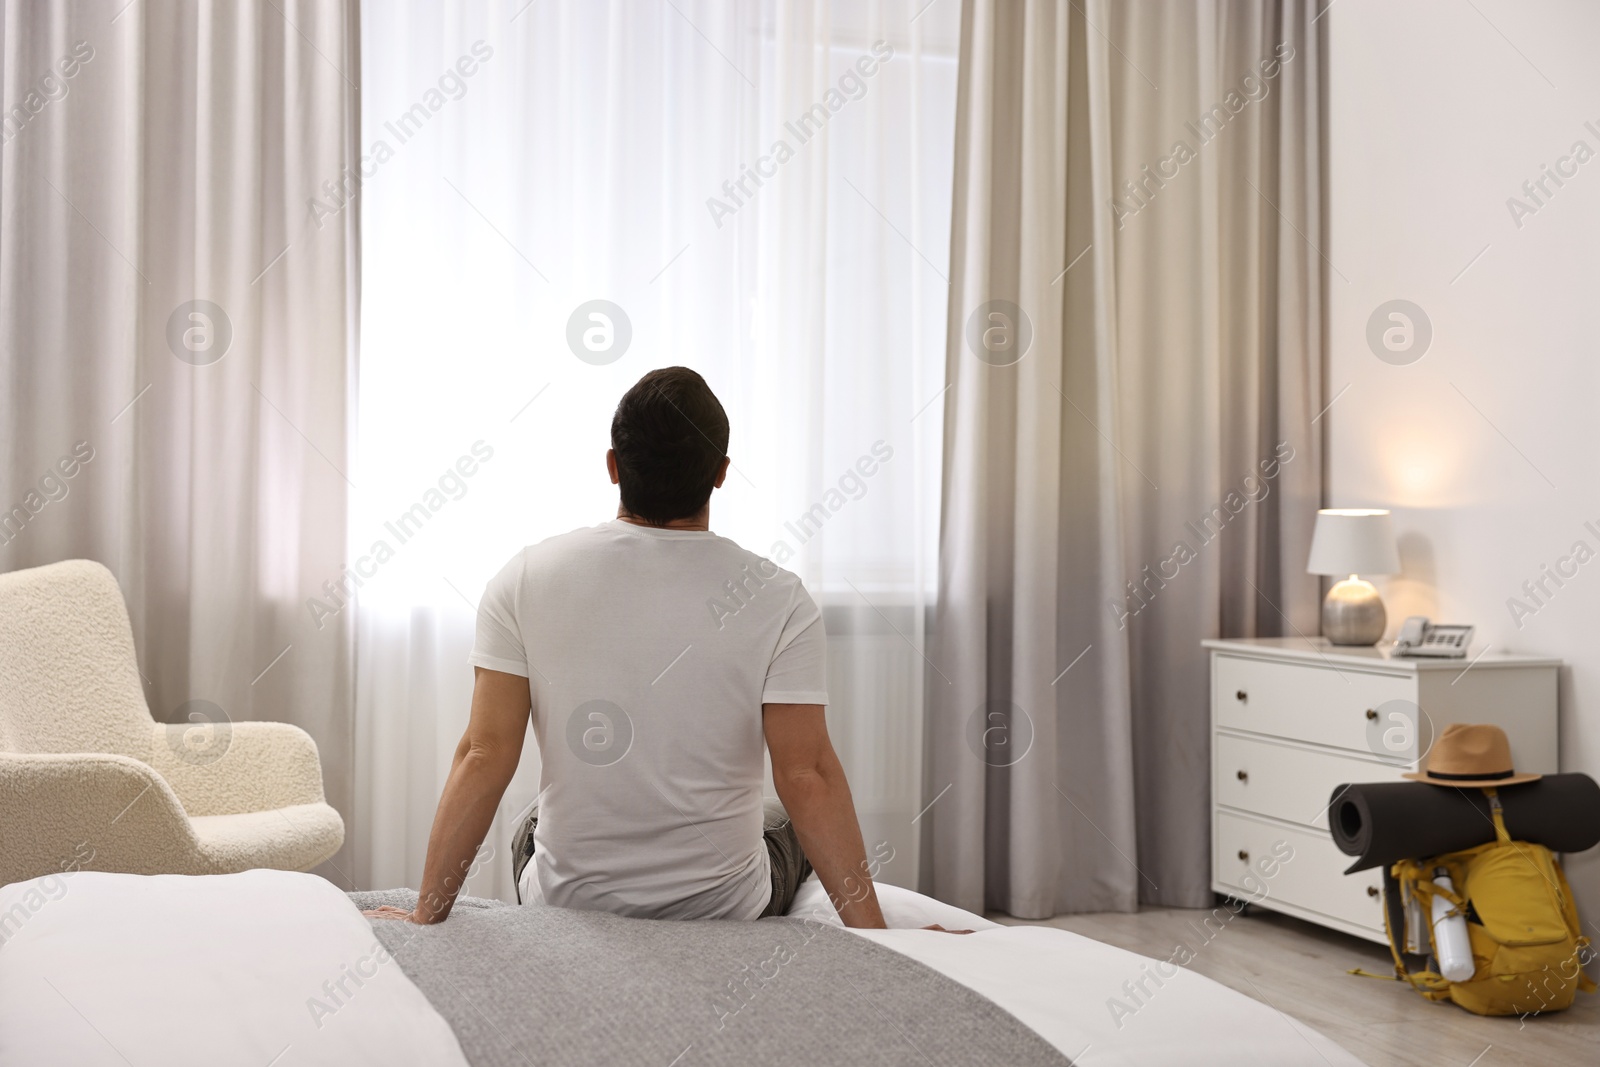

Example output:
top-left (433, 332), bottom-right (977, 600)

top-left (1204, 637), bottom-right (1559, 943)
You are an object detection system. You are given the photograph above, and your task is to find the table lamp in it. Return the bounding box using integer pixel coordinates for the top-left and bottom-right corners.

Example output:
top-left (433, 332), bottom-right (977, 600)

top-left (1306, 508), bottom-right (1401, 646)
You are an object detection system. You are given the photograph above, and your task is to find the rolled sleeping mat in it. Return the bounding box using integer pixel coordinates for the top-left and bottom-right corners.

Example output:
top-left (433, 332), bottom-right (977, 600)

top-left (1328, 774), bottom-right (1600, 874)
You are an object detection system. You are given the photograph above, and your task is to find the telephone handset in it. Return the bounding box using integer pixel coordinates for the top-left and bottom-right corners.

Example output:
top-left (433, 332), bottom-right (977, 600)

top-left (1393, 616), bottom-right (1474, 658)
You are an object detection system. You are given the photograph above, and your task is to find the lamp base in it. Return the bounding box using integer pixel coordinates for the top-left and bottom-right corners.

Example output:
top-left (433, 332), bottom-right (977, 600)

top-left (1322, 577), bottom-right (1386, 646)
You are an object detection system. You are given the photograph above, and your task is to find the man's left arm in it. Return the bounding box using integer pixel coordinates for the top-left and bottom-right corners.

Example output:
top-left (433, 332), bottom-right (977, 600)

top-left (366, 666), bottom-right (530, 924)
top-left (764, 702), bottom-right (887, 929)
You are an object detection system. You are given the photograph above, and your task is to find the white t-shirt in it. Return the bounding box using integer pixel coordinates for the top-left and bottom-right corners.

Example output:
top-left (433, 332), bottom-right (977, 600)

top-left (470, 519), bottom-right (828, 920)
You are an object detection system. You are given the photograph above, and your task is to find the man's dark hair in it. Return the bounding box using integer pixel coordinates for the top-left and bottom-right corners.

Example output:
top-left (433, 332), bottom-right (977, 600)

top-left (610, 367), bottom-right (729, 525)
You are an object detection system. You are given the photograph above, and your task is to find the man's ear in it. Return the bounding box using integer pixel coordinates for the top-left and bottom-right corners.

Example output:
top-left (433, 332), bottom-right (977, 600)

top-left (714, 456), bottom-right (730, 489)
top-left (606, 449), bottom-right (620, 486)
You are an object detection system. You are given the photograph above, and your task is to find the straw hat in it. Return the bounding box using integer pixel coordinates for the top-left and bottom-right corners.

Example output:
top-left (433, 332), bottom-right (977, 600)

top-left (1403, 723), bottom-right (1542, 787)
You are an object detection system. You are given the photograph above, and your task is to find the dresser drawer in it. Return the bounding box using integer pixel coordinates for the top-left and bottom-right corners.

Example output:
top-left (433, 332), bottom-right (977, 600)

top-left (1214, 811), bottom-right (1385, 935)
top-left (1215, 734), bottom-right (1409, 831)
top-left (1214, 654), bottom-right (1418, 756)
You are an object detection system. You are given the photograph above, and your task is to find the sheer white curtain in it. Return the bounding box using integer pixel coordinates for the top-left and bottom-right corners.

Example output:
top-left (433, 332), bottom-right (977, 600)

top-left (354, 0), bottom-right (958, 900)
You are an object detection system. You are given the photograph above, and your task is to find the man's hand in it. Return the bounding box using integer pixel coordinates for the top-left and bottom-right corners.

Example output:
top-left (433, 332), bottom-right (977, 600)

top-left (764, 703), bottom-right (887, 930)
top-left (921, 924), bottom-right (975, 934)
top-left (364, 905), bottom-right (424, 923)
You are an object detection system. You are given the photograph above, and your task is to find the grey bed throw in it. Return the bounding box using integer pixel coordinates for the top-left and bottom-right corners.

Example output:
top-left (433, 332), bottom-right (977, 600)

top-left (350, 889), bottom-right (1072, 1067)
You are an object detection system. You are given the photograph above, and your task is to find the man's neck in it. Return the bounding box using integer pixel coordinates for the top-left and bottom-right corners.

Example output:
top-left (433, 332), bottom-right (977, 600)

top-left (615, 506), bottom-right (710, 532)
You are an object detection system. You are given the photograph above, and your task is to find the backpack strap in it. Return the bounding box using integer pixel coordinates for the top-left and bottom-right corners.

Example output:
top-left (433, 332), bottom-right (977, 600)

top-left (1578, 939), bottom-right (1598, 995)
top-left (1484, 787), bottom-right (1512, 844)
top-left (1347, 968), bottom-right (1400, 980)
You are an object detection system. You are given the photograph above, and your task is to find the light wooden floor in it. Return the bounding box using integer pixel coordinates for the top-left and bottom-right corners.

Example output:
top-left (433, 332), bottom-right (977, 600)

top-left (987, 903), bottom-right (1598, 1067)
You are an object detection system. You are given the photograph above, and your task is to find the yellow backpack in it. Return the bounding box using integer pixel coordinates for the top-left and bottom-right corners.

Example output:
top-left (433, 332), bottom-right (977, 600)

top-left (1382, 790), bottom-right (1595, 1016)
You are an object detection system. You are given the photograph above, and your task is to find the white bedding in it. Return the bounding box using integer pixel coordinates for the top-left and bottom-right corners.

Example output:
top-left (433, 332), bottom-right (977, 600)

top-left (0, 870), bottom-right (468, 1067)
top-left (0, 869), bottom-right (1365, 1067)
top-left (790, 877), bottom-right (1367, 1067)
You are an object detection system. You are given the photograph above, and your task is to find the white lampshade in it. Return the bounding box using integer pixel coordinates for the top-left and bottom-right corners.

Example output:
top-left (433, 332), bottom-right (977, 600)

top-left (1306, 509), bottom-right (1401, 577)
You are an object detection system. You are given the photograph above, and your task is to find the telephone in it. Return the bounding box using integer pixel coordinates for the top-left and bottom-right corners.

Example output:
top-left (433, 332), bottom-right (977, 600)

top-left (1392, 616), bottom-right (1474, 658)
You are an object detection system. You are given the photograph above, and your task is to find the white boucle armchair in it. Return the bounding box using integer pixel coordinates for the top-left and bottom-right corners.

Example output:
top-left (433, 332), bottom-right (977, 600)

top-left (0, 559), bottom-right (343, 887)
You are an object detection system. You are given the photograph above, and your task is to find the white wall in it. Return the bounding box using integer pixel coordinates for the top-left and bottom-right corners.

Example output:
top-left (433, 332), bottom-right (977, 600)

top-left (1328, 0), bottom-right (1600, 913)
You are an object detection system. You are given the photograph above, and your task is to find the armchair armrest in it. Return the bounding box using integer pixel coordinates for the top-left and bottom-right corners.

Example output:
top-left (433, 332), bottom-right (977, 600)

top-left (146, 720), bottom-right (329, 817)
top-left (0, 752), bottom-right (198, 887)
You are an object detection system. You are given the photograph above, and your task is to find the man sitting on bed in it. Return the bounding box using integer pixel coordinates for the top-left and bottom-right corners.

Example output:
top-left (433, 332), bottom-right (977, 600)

top-left (368, 367), bottom-right (888, 930)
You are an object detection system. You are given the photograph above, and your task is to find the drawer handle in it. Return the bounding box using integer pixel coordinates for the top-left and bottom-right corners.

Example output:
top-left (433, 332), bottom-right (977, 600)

top-left (1237, 849), bottom-right (1249, 862)
top-left (1367, 885), bottom-right (1380, 898)
top-left (1236, 769), bottom-right (1248, 782)
top-left (1235, 689), bottom-right (1248, 703)
top-left (1365, 708), bottom-right (1378, 721)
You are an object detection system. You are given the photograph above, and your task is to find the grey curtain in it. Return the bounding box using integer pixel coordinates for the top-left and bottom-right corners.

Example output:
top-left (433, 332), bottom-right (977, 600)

top-left (923, 0), bottom-right (1325, 917)
top-left (0, 1), bottom-right (360, 883)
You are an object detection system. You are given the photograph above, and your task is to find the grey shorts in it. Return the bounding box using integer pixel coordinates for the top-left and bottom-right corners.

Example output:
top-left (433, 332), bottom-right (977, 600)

top-left (757, 798), bottom-right (813, 918)
top-left (510, 798), bottom-right (812, 916)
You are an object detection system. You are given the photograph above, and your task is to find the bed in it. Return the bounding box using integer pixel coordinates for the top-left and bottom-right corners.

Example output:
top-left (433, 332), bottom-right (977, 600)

top-left (0, 869), bottom-right (1366, 1066)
